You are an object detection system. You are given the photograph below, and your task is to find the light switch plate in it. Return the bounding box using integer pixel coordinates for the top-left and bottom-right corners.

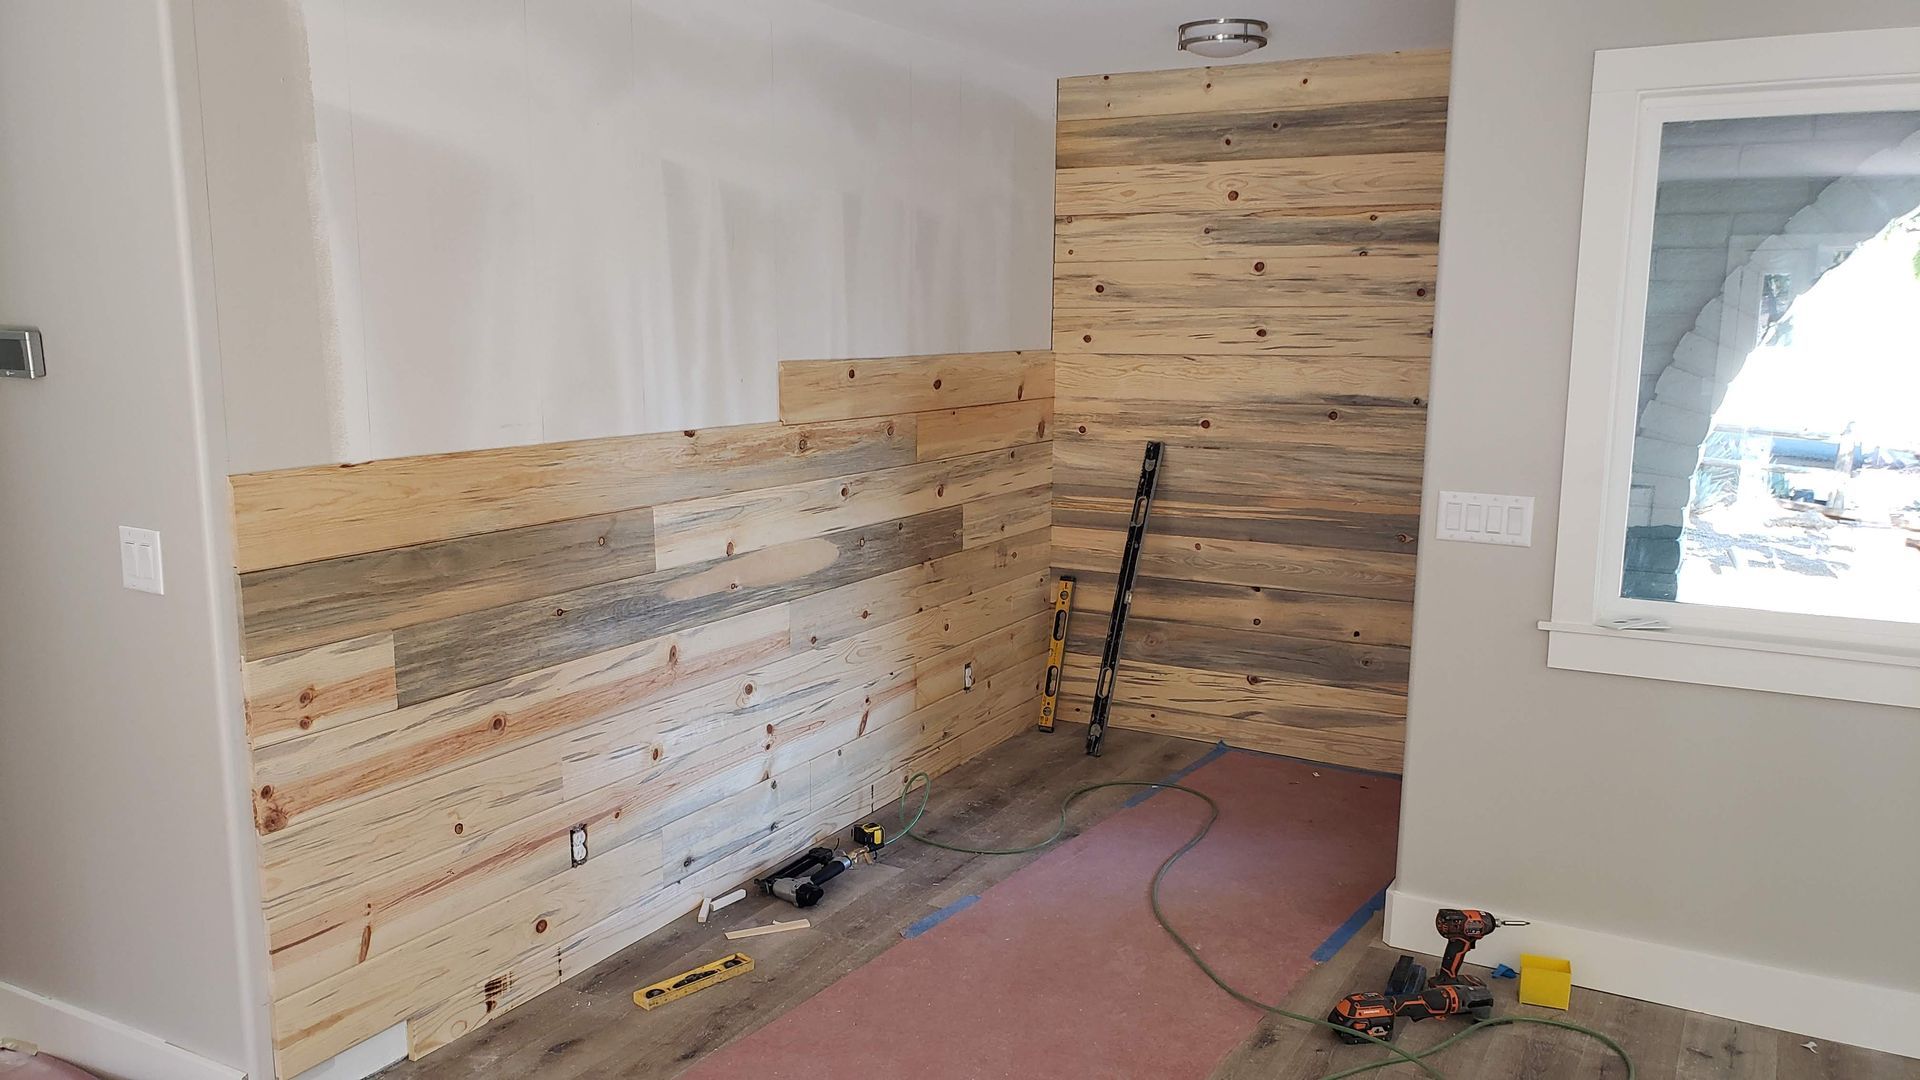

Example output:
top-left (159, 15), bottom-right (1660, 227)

top-left (1435, 491), bottom-right (1533, 547)
top-left (119, 526), bottom-right (165, 594)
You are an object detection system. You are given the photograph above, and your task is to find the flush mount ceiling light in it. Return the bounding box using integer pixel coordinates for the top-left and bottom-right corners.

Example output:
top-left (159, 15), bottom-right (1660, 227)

top-left (1177, 18), bottom-right (1269, 59)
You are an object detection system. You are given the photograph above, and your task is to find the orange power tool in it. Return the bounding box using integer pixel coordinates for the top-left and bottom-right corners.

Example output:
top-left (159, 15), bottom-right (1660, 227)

top-left (1434, 908), bottom-right (1526, 983)
top-left (1326, 908), bottom-right (1527, 1044)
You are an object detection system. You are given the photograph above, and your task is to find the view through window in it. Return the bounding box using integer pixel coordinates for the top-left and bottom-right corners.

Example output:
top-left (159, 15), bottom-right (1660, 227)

top-left (1623, 111), bottom-right (1920, 625)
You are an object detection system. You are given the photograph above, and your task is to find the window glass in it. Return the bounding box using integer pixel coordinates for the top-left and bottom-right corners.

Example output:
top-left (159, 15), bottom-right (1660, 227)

top-left (1624, 111), bottom-right (1920, 624)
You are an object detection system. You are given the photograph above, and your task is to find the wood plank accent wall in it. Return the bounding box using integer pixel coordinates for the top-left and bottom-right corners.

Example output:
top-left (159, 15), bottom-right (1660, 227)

top-left (1049, 50), bottom-right (1447, 772)
top-left (229, 352), bottom-right (1052, 1077)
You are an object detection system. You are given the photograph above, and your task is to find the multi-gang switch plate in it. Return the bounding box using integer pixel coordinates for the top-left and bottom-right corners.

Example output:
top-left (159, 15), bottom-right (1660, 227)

top-left (1435, 491), bottom-right (1534, 547)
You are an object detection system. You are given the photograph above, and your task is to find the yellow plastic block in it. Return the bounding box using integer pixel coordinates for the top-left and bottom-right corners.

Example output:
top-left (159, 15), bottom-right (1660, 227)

top-left (1518, 953), bottom-right (1572, 1010)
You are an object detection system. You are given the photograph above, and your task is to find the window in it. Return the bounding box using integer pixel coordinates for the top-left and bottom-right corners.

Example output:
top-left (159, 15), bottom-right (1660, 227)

top-left (1546, 29), bottom-right (1920, 708)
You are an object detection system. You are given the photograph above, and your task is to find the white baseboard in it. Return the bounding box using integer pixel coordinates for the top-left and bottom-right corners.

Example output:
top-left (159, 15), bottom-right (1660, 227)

top-left (285, 1022), bottom-right (405, 1080)
top-left (0, 980), bottom-right (245, 1080)
top-left (1385, 886), bottom-right (1920, 1061)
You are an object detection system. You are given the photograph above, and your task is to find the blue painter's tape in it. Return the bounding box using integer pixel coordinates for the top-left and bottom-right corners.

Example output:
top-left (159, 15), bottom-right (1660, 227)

top-left (1311, 887), bottom-right (1389, 964)
top-left (1121, 741), bottom-right (1233, 808)
top-left (901, 894), bottom-right (980, 940)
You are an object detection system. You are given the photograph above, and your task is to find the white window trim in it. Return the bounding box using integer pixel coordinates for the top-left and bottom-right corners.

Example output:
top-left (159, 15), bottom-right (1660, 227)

top-left (1547, 27), bottom-right (1920, 708)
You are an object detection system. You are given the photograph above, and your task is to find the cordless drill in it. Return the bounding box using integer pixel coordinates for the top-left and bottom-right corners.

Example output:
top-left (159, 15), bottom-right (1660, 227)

top-left (1434, 908), bottom-right (1521, 984)
top-left (1326, 908), bottom-right (1525, 1043)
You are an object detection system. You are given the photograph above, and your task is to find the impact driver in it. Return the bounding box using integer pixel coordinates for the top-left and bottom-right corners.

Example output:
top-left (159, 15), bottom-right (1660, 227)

top-left (1326, 908), bottom-right (1526, 1043)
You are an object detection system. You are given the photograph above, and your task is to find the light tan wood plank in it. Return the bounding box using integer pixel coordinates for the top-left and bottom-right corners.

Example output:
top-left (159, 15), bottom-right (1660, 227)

top-left (1058, 49), bottom-right (1451, 121)
top-left (963, 484), bottom-right (1052, 548)
top-left (1055, 152), bottom-right (1445, 216)
top-left (789, 527), bottom-right (1049, 647)
top-left (1069, 571), bottom-right (1414, 648)
top-left (238, 509), bottom-right (655, 660)
top-left (916, 398), bottom-right (1053, 461)
top-left (652, 443), bottom-right (1048, 570)
top-left (1053, 524), bottom-right (1415, 602)
top-left (1056, 400), bottom-right (1426, 457)
top-left (1056, 207), bottom-right (1439, 262)
top-left (1054, 491), bottom-right (1418, 557)
top-left (1056, 353), bottom-right (1429, 408)
top-left (1055, 438), bottom-right (1423, 512)
top-left (230, 415), bottom-right (916, 573)
top-left (242, 635), bottom-right (398, 749)
top-left (1065, 613), bottom-right (1409, 693)
top-left (1056, 305), bottom-right (1433, 357)
top-left (1057, 96), bottom-right (1448, 170)
top-left (1057, 692), bottom-right (1404, 773)
top-left (1061, 654), bottom-right (1406, 726)
top-left (1055, 254), bottom-right (1434, 310)
top-left (777, 351), bottom-right (1051, 424)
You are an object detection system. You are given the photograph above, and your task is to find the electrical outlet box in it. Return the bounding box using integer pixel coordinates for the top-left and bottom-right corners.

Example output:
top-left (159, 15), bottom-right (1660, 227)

top-left (963, 662), bottom-right (974, 692)
top-left (569, 824), bottom-right (588, 867)
top-left (1435, 491), bottom-right (1534, 547)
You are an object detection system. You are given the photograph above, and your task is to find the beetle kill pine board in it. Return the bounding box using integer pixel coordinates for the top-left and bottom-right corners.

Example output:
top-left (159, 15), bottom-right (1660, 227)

top-left (1050, 49), bottom-right (1445, 766)
top-left (226, 351), bottom-right (1053, 1077)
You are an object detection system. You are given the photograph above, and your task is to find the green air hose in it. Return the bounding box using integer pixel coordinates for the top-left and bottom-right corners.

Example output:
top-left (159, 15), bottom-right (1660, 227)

top-left (881, 773), bottom-right (1635, 1080)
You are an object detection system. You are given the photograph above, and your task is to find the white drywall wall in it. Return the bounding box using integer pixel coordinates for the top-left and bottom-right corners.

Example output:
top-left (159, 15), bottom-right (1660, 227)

top-left (0, 2), bottom-right (268, 1077)
top-left (1403, 0), bottom-right (1920, 1022)
top-left (213, 0), bottom-right (1056, 472)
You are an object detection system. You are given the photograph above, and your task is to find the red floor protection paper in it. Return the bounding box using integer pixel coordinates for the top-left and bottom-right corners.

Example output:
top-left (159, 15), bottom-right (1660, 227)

top-left (680, 747), bottom-right (1400, 1080)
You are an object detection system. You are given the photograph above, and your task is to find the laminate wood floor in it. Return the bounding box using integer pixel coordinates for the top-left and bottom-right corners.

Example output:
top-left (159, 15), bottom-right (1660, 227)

top-left (379, 727), bottom-right (1918, 1080)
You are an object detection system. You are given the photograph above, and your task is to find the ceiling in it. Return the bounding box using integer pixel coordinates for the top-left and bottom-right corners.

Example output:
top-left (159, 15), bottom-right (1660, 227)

top-left (810, 0), bottom-right (1455, 79)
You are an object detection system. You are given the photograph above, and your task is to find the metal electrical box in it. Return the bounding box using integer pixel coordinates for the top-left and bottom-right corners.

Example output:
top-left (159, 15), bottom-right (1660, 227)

top-left (0, 328), bottom-right (45, 379)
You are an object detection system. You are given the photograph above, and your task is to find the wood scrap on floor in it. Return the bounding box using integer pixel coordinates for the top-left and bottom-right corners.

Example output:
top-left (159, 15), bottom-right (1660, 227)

top-left (724, 919), bottom-right (810, 941)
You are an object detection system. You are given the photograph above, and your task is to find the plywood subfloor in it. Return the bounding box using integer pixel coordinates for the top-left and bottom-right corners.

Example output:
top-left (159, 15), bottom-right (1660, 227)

top-left (377, 727), bottom-right (1920, 1080)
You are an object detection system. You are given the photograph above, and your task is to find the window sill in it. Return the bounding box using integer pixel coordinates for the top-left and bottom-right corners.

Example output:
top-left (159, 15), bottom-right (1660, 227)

top-left (1538, 621), bottom-right (1920, 709)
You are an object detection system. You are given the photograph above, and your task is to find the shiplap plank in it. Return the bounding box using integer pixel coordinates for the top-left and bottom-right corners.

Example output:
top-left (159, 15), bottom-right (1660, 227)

top-left (1056, 207), bottom-right (1440, 262)
top-left (1054, 492), bottom-right (1418, 556)
top-left (1066, 613), bottom-right (1408, 693)
top-left (1055, 438), bottom-right (1423, 511)
top-left (230, 415), bottom-right (916, 573)
top-left (1058, 50), bottom-right (1451, 121)
top-left (1058, 693), bottom-right (1404, 774)
top-left (1058, 654), bottom-right (1406, 730)
top-left (1053, 524), bottom-right (1415, 603)
top-left (242, 635), bottom-right (398, 749)
top-left (1056, 304), bottom-right (1433, 357)
top-left (1057, 96), bottom-right (1448, 170)
top-left (1056, 353), bottom-right (1429, 407)
top-left (916, 398), bottom-right (1053, 461)
top-left (652, 444), bottom-right (1047, 570)
top-left (239, 509), bottom-right (656, 660)
top-left (777, 352), bottom-right (1050, 424)
top-left (1056, 401), bottom-right (1426, 456)
top-left (789, 527), bottom-right (1050, 647)
top-left (390, 507), bottom-right (964, 705)
top-left (1055, 152), bottom-right (1445, 216)
top-left (250, 606), bottom-right (791, 835)
top-left (963, 484), bottom-right (1052, 548)
top-left (1069, 571), bottom-right (1414, 648)
top-left (1054, 254), bottom-right (1434, 310)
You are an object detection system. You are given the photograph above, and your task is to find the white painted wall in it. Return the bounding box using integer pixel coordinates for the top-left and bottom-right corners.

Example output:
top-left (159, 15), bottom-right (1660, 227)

top-left (0, 3), bottom-right (269, 1078)
top-left (1400, 0), bottom-right (1920, 1052)
top-left (215, 0), bottom-right (1056, 472)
